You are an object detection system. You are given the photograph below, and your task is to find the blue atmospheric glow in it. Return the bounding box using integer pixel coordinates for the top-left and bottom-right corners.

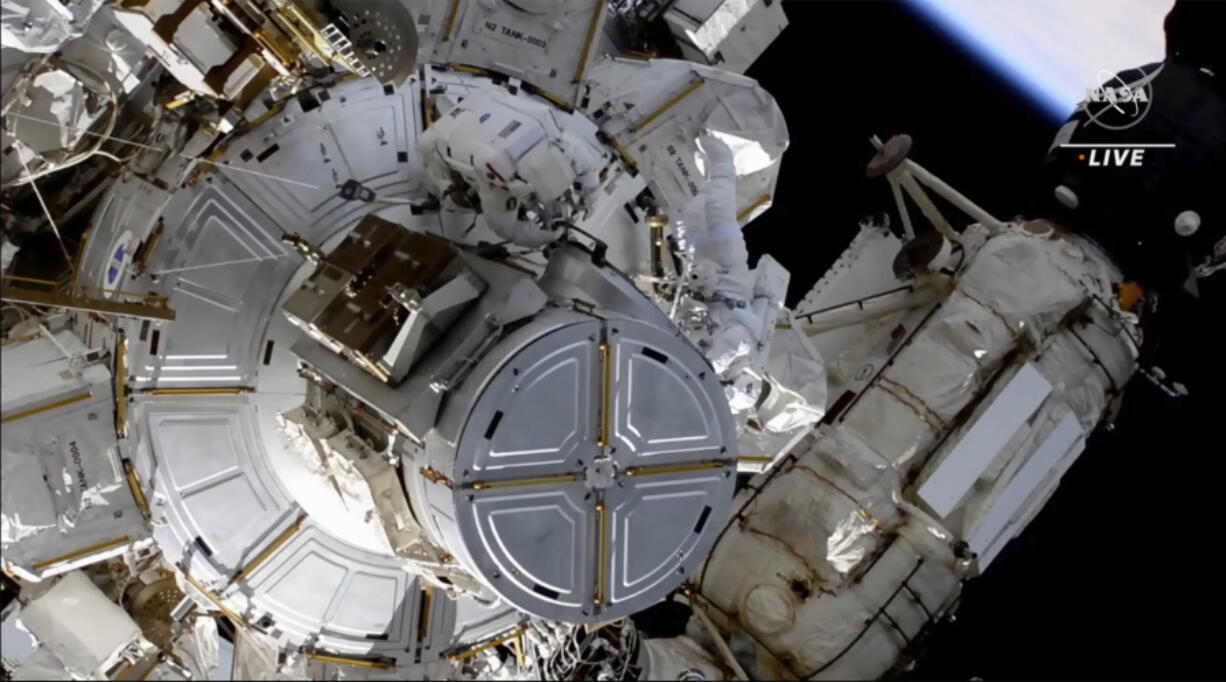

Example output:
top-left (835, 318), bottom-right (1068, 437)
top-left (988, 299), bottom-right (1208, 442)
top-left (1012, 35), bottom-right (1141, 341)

top-left (904, 0), bottom-right (1076, 122)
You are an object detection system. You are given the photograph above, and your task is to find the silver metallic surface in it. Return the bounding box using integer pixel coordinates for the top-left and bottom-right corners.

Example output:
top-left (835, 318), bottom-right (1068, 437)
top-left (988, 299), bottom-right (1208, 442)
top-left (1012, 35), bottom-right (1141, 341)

top-left (72, 76), bottom-right (517, 662)
top-left (414, 307), bottom-right (737, 622)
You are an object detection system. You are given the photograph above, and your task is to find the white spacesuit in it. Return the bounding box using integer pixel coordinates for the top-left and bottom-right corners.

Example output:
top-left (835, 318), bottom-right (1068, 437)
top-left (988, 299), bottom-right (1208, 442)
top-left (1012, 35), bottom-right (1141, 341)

top-left (677, 134), bottom-right (791, 419)
top-left (418, 89), bottom-right (606, 247)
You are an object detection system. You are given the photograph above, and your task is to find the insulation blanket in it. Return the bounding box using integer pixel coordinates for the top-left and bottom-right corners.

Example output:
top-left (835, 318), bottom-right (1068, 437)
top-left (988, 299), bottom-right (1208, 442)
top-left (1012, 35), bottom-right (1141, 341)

top-left (1, 383), bottom-right (145, 576)
top-left (19, 570), bottom-right (141, 676)
top-left (2, 415), bottom-right (126, 537)
top-left (699, 224), bottom-right (1138, 679)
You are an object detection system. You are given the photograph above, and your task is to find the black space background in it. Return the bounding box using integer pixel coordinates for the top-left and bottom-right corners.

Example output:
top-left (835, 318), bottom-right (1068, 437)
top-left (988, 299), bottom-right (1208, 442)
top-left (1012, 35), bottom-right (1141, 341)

top-left (740, 2), bottom-right (1223, 679)
top-left (0, 2), bottom-right (1220, 678)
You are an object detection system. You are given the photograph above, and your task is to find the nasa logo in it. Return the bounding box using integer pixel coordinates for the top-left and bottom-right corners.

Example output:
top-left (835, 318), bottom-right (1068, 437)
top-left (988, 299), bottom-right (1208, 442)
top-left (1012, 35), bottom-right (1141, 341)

top-left (101, 230), bottom-right (133, 299)
top-left (1082, 65), bottom-right (1162, 131)
top-left (107, 245), bottom-right (125, 285)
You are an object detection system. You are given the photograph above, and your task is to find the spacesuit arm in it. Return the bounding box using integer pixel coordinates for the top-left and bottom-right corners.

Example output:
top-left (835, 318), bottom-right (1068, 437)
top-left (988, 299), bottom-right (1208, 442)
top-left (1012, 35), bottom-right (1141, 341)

top-left (558, 130), bottom-right (605, 196)
top-left (693, 135), bottom-right (761, 377)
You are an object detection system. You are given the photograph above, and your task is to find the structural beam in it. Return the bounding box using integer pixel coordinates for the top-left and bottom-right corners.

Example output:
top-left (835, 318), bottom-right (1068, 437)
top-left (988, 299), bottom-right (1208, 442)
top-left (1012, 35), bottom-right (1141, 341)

top-left (1, 285), bottom-right (175, 322)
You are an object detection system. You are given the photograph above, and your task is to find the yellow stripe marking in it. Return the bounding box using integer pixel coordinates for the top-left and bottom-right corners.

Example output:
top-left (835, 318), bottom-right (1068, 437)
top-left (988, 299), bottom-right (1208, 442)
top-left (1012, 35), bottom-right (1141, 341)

top-left (123, 459), bottom-right (151, 520)
top-left (141, 386), bottom-right (252, 396)
top-left (737, 194), bottom-right (771, 222)
top-left (598, 341), bottom-right (611, 447)
top-left (1, 273), bottom-right (60, 286)
top-left (229, 512), bottom-right (307, 584)
top-left (115, 332), bottom-right (128, 438)
top-left (182, 572), bottom-right (248, 628)
top-left (445, 624), bottom-right (530, 661)
top-left (471, 473), bottom-right (580, 490)
top-left (304, 652), bottom-right (395, 669)
top-left (2, 332), bottom-right (41, 346)
top-left (32, 536), bottom-right (129, 570)
top-left (572, 0), bottom-right (604, 84)
top-left (442, 0), bottom-right (463, 41)
top-left (3, 391), bottom-right (92, 423)
top-left (624, 460), bottom-right (728, 477)
top-left (594, 501), bottom-right (608, 605)
top-left (629, 79), bottom-right (705, 134)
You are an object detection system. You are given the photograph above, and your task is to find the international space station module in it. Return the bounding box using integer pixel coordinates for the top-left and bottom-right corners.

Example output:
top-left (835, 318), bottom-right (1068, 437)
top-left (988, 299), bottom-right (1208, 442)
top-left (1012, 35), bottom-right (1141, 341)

top-left (0, 0), bottom-right (1143, 679)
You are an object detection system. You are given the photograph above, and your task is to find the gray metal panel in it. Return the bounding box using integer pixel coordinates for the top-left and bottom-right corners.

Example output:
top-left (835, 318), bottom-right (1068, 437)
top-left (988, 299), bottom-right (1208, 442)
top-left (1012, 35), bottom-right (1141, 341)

top-left (102, 75), bottom-right (494, 660)
top-left (438, 319), bottom-right (600, 619)
top-left (467, 487), bottom-right (594, 606)
top-left (602, 319), bottom-right (734, 608)
top-left (133, 396), bottom-right (293, 577)
top-left (537, 244), bottom-right (675, 330)
top-left (612, 323), bottom-right (724, 461)
top-left (0, 383), bottom-right (149, 577)
top-left (465, 321), bottom-right (599, 476)
top-left (129, 393), bottom-right (466, 663)
top-left (131, 183), bottom-right (295, 388)
top-left (432, 0), bottom-right (606, 103)
top-left (240, 524), bottom-right (453, 662)
top-left (211, 77), bottom-right (423, 237)
top-left (77, 174), bottom-right (171, 295)
top-left (604, 472), bottom-right (727, 604)
top-left (449, 598), bottom-right (521, 646)
top-left (424, 313), bottom-right (735, 622)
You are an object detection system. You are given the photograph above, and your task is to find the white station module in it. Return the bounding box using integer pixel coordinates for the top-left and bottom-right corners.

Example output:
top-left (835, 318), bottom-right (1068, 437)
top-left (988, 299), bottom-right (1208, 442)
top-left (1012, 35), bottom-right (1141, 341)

top-left (0, 0), bottom-right (1150, 679)
top-left (282, 213), bottom-right (739, 623)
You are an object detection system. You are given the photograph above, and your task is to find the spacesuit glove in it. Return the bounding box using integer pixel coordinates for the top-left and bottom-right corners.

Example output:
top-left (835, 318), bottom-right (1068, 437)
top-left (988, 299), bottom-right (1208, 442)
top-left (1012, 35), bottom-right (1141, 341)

top-left (697, 133), bottom-right (735, 171)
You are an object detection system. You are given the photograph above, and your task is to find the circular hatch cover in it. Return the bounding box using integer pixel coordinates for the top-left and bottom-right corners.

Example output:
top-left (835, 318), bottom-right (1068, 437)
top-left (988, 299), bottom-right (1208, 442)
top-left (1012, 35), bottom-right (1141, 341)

top-left (421, 315), bottom-right (738, 622)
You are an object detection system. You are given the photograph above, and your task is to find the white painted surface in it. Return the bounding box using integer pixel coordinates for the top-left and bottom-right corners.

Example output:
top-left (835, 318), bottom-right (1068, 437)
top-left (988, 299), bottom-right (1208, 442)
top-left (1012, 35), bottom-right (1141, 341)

top-left (918, 363), bottom-right (1052, 518)
top-left (969, 411), bottom-right (1083, 568)
top-left (20, 571), bottom-right (141, 677)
